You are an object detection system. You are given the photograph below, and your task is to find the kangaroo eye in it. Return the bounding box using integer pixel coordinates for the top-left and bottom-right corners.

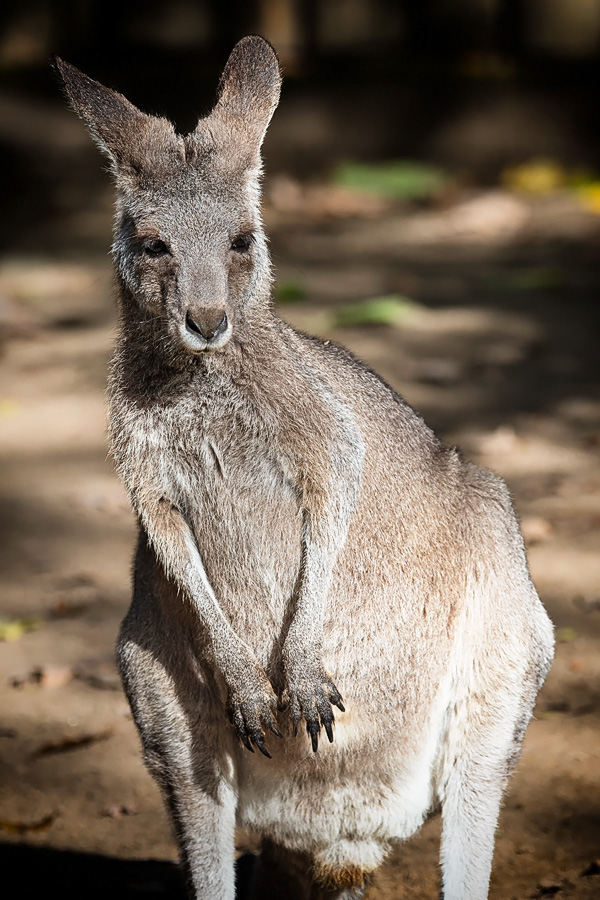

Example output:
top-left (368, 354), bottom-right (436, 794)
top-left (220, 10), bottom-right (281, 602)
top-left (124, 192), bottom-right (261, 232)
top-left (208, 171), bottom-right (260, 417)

top-left (231, 234), bottom-right (254, 253)
top-left (142, 238), bottom-right (169, 257)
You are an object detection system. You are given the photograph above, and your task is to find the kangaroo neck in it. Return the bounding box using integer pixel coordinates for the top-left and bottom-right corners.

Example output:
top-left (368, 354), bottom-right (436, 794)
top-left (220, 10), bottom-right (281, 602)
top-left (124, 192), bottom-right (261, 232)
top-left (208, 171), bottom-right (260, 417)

top-left (111, 297), bottom-right (288, 409)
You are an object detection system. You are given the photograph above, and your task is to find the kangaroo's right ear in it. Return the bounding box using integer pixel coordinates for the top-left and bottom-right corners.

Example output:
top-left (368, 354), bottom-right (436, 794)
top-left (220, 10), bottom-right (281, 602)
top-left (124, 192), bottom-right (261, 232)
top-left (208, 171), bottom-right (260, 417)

top-left (52, 57), bottom-right (178, 177)
top-left (209, 35), bottom-right (282, 155)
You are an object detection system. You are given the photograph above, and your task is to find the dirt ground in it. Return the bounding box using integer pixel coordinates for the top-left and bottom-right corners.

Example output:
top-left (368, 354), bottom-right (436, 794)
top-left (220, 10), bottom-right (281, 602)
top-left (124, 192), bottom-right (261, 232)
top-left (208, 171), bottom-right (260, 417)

top-left (1, 141), bottom-right (600, 897)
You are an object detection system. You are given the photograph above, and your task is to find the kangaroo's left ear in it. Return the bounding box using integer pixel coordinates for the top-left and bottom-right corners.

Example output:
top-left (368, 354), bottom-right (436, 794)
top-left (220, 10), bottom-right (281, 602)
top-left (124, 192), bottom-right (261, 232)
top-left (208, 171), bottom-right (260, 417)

top-left (204, 35), bottom-right (282, 153)
top-left (52, 56), bottom-right (181, 178)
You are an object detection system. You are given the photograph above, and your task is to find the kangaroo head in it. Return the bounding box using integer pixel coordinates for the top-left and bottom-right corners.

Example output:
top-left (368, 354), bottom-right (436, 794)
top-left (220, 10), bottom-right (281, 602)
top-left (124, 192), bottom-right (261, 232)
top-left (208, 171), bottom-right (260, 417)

top-left (54, 36), bottom-right (281, 357)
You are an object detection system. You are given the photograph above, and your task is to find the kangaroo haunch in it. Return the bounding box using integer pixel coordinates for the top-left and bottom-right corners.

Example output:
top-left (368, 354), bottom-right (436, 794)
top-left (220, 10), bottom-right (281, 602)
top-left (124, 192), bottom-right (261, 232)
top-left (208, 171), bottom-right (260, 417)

top-left (55, 36), bottom-right (554, 900)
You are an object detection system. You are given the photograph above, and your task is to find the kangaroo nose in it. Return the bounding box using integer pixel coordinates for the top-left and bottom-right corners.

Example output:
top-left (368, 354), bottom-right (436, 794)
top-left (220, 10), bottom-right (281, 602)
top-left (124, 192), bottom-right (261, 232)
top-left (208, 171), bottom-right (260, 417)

top-left (185, 309), bottom-right (228, 341)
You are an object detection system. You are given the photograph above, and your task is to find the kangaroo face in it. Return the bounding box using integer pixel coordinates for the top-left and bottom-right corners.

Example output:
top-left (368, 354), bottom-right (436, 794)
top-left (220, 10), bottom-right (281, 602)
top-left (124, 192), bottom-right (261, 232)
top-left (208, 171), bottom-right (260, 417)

top-left (54, 37), bottom-right (281, 356)
top-left (112, 168), bottom-right (265, 354)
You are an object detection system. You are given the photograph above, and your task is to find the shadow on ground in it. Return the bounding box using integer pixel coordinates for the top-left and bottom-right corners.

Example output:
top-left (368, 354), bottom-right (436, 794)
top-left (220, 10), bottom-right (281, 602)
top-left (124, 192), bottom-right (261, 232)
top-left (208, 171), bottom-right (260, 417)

top-left (0, 843), bottom-right (261, 899)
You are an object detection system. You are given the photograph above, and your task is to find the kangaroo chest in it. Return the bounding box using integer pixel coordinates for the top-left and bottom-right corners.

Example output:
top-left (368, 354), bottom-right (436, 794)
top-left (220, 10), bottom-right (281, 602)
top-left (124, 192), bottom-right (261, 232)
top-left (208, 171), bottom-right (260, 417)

top-left (148, 393), bottom-right (304, 631)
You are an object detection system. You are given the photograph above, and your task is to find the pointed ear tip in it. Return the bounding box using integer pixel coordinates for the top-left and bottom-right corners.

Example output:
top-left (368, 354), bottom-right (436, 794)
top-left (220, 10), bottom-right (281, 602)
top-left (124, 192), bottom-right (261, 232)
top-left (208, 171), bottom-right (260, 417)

top-left (50, 55), bottom-right (83, 87)
top-left (50, 54), bottom-right (65, 76)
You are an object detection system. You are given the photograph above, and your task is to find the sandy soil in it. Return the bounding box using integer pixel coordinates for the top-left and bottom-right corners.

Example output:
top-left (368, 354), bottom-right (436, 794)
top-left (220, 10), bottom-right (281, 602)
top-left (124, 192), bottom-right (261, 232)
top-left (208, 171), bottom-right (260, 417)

top-left (1, 180), bottom-right (599, 899)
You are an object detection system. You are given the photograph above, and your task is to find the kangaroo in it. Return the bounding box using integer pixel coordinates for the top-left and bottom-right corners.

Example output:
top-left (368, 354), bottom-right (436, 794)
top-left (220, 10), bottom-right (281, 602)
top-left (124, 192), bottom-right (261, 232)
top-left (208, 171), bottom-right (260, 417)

top-left (54, 36), bottom-right (554, 900)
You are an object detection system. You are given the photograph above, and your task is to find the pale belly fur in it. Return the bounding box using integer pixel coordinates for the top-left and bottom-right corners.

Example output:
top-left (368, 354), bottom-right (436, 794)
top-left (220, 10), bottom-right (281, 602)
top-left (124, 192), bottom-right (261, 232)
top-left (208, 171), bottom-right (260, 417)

top-left (234, 663), bottom-right (454, 874)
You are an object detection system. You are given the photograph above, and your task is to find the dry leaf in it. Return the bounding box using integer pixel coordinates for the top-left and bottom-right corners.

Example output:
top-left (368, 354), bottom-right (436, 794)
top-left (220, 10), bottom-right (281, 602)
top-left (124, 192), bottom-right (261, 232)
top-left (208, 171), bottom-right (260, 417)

top-left (31, 727), bottom-right (113, 758)
top-left (0, 616), bottom-right (43, 642)
top-left (0, 812), bottom-right (58, 834)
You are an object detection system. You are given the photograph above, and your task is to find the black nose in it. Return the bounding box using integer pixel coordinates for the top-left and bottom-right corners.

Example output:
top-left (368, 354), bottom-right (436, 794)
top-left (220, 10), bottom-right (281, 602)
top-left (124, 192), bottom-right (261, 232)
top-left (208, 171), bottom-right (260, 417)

top-left (185, 310), bottom-right (228, 341)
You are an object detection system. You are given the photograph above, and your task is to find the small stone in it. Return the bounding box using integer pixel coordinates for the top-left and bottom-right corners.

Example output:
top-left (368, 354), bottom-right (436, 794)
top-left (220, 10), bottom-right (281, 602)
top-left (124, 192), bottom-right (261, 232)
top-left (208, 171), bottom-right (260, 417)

top-left (477, 425), bottom-right (519, 456)
top-left (521, 516), bottom-right (554, 545)
top-left (31, 665), bottom-right (74, 689)
top-left (102, 804), bottom-right (137, 819)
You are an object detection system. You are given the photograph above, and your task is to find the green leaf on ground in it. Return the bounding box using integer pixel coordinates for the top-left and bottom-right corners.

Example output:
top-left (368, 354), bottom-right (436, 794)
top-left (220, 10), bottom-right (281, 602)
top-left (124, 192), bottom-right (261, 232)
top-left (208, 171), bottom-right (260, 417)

top-left (487, 267), bottom-right (565, 293)
top-left (556, 627), bottom-right (577, 643)
top-left (274, 281), bottom-right (306, 304)
top-left (333, 161), bottom-right (447, 200)
top-left (332, 295), bottom-right (420, 328)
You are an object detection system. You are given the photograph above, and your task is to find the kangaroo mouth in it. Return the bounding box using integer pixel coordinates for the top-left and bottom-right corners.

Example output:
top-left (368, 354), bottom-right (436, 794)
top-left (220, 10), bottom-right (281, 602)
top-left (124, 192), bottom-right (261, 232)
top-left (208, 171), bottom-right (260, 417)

top-left (180, 312), bottom-right (232, 353)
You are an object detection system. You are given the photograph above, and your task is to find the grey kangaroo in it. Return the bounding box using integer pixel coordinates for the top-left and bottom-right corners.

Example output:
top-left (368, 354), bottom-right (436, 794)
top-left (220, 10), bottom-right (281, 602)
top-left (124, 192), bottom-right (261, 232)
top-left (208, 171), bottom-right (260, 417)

top-left (55, 36), bottom-right (554, 900)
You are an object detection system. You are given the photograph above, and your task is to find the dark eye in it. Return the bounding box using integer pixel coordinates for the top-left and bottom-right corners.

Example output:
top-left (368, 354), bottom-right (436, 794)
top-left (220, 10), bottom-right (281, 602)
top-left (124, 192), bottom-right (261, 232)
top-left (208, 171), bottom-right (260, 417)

top-left (142, 238), bottom-right (169, 257)
top-left (231, 234), bottom-right (254, 253)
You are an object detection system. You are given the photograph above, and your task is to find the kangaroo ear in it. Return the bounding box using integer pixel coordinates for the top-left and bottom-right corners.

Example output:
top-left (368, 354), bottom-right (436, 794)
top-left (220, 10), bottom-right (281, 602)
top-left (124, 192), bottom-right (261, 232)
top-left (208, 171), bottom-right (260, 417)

top-left (209, 35), bottom-right (282, 152)
top-left (52, 56), bottom-right (178, 176)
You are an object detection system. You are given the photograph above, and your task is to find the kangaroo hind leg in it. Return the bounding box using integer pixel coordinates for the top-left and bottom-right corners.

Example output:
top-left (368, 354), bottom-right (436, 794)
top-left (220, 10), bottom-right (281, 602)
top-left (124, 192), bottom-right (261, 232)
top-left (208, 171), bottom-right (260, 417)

top-left (438, 678), bottom-right (542, 900)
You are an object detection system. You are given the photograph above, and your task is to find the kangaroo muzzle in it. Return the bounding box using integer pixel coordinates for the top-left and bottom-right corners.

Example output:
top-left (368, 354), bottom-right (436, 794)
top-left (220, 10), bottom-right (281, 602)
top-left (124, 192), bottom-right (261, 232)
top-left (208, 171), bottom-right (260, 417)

top-left (182, 307), bottom-right (231, 351)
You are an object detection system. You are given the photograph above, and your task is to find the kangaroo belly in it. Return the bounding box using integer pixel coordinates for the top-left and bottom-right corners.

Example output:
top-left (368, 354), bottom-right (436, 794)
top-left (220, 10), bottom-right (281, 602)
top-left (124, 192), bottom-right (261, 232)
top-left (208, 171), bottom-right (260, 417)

top-left (236, 720), bottom-right (441, 868)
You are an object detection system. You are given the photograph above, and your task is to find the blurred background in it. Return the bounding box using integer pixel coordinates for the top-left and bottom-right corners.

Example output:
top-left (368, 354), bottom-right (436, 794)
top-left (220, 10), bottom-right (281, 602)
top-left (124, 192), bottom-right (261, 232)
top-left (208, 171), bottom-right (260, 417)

top-left (2, 0), bottom-right (600, 252)
top-left (1, 2), bottom-right (599, 899)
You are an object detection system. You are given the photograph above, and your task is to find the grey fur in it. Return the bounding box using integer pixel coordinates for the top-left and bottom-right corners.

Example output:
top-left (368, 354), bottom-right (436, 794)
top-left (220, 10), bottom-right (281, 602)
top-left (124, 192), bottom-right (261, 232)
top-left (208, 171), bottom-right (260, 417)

top-left (55, 35), bottom-right (554, 900)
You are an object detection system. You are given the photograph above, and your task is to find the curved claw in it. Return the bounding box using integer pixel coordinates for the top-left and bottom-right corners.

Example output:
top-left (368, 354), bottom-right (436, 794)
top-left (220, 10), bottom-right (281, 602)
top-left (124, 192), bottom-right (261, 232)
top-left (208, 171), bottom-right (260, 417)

top-left (325, 682), bottom-right (345, 712)
top-left (238, 729), bottom-right (255, 753)
top-left (253, 734), bottom-right (272, 759)
top-left (269, 722), bottom-right (284, 739)
top-left (307, 720), bottom-right (320, 753)
top-left (227, 688), bottom-right (280, 758)
top-left (284, 670), bottom-right (344, 751)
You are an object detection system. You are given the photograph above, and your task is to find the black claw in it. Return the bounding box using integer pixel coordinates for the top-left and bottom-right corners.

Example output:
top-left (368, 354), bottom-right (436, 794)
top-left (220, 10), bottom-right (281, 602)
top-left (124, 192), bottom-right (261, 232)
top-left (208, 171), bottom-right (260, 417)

top-left (239, 731), bottom-right (254, 753)
top-left (269, 722), bottom-right (284, 739)
top-left (335, 699), bottom-right (345, 713)
top-left (324, 719), bottom-right (334, 743)
top-left (308, 722), bottom-right (320, 753)
top-left (329, 688), bottom-right (343, 706)
top-left (254, 736), bottom-right (272, 759)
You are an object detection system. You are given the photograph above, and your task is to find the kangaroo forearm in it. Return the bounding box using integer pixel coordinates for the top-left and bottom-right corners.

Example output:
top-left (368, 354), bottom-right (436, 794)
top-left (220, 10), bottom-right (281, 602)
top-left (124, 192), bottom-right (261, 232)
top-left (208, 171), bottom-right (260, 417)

top-left (136, 496), bottom-right (245, 674)
top-left (280, 494), bottom-right (353, 746)
top-left (269, 354), bottom-right (364, 653)
top-left (135, 496), bottom-right (280, 755)
top-left (290, 450), bottom-right (361, 640)
top-left (287, 531), bottom-right (332, 646)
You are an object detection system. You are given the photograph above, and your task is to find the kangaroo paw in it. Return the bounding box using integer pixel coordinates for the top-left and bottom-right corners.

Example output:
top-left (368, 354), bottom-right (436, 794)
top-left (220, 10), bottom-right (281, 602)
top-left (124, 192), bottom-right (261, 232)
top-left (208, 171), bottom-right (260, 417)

top-left (226, 668), bottom-right (282, 758)
top-left (282, 664), bottom-right (344, 752)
